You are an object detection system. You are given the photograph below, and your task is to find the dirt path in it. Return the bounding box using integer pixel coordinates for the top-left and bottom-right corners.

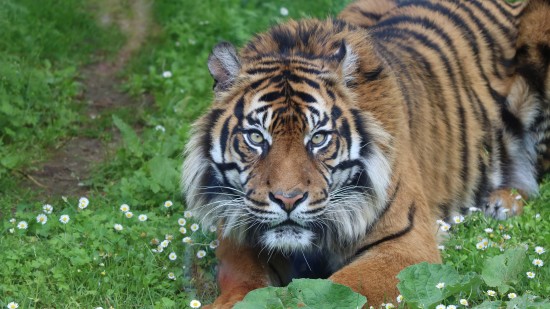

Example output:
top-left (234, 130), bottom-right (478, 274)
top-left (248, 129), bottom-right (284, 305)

top-left (23, 0), bottom-right (152, 198)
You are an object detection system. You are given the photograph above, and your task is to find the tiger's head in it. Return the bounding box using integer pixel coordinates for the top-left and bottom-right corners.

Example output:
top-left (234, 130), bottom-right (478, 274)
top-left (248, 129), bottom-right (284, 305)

top-left (182, 20), bottom-right (396, 254)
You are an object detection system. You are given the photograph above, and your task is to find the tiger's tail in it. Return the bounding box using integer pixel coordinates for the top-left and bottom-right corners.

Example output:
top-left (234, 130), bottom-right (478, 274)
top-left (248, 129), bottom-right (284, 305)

top-left (509, 0), bottom-right (550, 177)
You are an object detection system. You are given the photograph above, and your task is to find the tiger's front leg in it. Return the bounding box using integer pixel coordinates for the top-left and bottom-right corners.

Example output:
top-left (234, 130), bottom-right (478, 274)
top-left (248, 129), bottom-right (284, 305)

top-left (330, 199), bottom-right (441, 306)
top-left (204, 238), bottom-right (270, 309)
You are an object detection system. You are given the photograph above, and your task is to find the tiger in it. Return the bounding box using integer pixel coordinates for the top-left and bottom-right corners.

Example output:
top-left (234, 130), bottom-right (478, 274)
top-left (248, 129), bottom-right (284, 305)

top-left (181, 0), bottom-right (550, 307)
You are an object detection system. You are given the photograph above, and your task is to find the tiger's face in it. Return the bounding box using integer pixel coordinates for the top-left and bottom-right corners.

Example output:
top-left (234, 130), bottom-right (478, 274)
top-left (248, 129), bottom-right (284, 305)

top-left (183, 38), bottom-right (392, 254)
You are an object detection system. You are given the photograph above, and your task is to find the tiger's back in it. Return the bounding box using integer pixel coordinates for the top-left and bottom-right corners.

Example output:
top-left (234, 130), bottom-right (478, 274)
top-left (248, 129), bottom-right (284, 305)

top-left (345, 0), bottom-right (535, 219)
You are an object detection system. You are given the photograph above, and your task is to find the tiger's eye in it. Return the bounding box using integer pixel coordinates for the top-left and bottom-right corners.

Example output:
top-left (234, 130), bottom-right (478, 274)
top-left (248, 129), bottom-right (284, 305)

top-left (249, 132), bottom-right (265, 144)
top-left (311, 133), bottom-right (326, 146)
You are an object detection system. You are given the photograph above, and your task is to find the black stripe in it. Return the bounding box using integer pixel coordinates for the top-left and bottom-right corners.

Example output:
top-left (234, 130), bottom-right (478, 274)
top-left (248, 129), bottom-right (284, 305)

top-left (202, 109), bottom-right (224, 158)
top-left (370, 40), bottom-right (413, 124)
top-left (351, 202), bottom-right (416, 261)
top-left (219, 118), bottom-right (231, 161)
top-left (350, 109), bottom-right (372, 157)
top-left (363, 66), bottom-right (383, 82)
top-left (246, 67), bottom-right (278, 75)
top-left (365, 179), bottom-right (401, 237)
top-left (359, 10), bottom-right (382, 20)
top-left (294, 91), bottom-right (317, 103)
top-left (259, 91), bottom-right (283, 102)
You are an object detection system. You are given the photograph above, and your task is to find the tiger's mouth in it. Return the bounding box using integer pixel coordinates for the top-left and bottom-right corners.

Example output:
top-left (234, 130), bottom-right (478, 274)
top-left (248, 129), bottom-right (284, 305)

top-left (259, 221), bottom-right (315, 252)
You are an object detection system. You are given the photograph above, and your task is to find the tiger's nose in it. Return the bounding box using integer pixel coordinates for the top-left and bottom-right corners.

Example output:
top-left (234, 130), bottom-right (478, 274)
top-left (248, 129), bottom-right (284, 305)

top-left (269, 191), bottom-right (308, 212)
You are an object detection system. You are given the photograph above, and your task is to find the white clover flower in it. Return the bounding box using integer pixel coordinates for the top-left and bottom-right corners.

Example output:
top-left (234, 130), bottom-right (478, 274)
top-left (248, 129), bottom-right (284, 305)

top-left (440, 223), bottom-right (451, 232)
top-left (209, 240), bottom-right (219, 249)
top-left (452, 215), bottom-right (464, 224)
top-left (459, 299), bottom-right (469, 306)
top-left (508, 293), bottom-right (517, 299)
top-left (43, 204), bottom-right (53, 214)
top-left (155, 125), bottom-right (166, 133)
top-left (503, 234), bottom-right (511, 240)
top-left (184, 210), bottom-right (193, 218)
top-left (209, 225), bottom-right (217, 233)
top-left (138, 214), bottom-right (147, 222)
top-left (196, 250), bottom-right (207, 259)
top-left (484, 228), bottom-right (493, 233)
top-left (438, 245), bottom-right (445, 250)
top-left (436, 282), bottom-right (445, 289)
top-left (9, 218), bottom-right (16, 223)
top-left (114, 223), bottom-right (123, 231)
top-left (169, 252), bottom-right (177, 261)
top-left (487, 290), bottom-right (496, 297)
top-left (161, 240), bottom-right (170, 248)
top-left (78, 197), bottom-right (89, 209)
top-left (125, 211), bottom-right (134, 219)
top-left (7, 302), bottom-right (19, 309)
top-left (396, 294), bottom-right (403, 303)
top-left (384, 304), bottom-right (395, 309)
top-left (164, 200), bottom-right (173, 208)
top-left (178, 218), bottom-right (186, 226)
top-left (190, 299), bottom-right (201, 308)
top-left (17, 221), bottom-right (28, 230)
top-left (36, 214), bottom-right (47, 225)
top-left (162, 71), bottom-right (172, 78)
top-left (183, 237), bottom-right (192, 244)
top-left (535, 246), bottom-right (545, 255)
top-left (279, 7), bottom-right (289, 16)
top-left (436, 305), bottom-right (445, 309)
top-left (59, 214), bottom-right (70, 224)
top-left (533, 259), bottom-right (544, 267)
top-left (120, 204), bottom-right (130, 212)
top-left (447, 305), bottom-right (457, 309)
top-left (476, 241), bottom-right (487, 250)
top-left (526, 271), bottom-right (535, 279)
top-left (179, 227), bottom-right (187, 234)
top-left (168, 272), bottom-right (175, 280)
top-left (190, 223), bottom-right (199, 232)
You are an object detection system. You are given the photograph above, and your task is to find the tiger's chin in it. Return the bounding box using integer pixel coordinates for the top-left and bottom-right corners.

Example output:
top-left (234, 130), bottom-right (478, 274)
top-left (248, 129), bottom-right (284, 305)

top-left (259, 223), bottom-right (315, 253)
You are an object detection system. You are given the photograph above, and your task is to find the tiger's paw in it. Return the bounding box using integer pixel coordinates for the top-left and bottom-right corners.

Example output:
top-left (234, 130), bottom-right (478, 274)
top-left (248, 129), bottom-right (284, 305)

top-left (484, 189), bottom-right (524, 220)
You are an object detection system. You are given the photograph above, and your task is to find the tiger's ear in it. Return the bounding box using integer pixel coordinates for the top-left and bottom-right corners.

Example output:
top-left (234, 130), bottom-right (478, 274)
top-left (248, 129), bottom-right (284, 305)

top-left (332, 40), bottom-right (359, 86)
top-left (208, 42), bottom-right (241, 95)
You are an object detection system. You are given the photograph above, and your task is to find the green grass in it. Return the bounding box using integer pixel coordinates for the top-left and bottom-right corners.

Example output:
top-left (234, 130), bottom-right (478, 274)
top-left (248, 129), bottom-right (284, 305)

top-left (1, 0), bottom-right (549, 308)
top-left (0, 0), bottom-right (123, 190)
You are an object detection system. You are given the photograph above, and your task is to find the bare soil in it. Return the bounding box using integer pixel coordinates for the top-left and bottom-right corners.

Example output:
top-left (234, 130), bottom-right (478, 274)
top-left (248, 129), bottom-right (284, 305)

top-left (22, 0), bottom-right (152, 198)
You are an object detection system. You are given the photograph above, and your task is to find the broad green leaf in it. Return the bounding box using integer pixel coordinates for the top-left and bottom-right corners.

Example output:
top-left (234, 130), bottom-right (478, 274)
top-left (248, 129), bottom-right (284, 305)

top-left (397, 262), bottom-right (481, 308)
top-left (234, 279), bottom-right (367, 309)
top-left (481, 248), bottom-right (526, 294)
top-left (112, 115), bottom-right (142, 156)
top-left (147, 156), bottom-right (179, 192)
